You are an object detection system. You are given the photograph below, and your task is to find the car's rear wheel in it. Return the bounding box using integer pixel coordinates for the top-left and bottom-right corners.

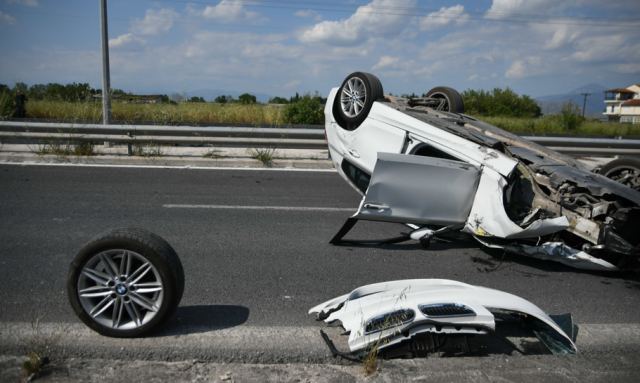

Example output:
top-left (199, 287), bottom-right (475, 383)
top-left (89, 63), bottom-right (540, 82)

top-left (425, 86), bottom-right (465, 113)
top-left (599, 157), bottom-right (640, 191)
top-left (67, 228), bottom-right (184, 337)
top-left (333, 72), bottom-right (384, 130)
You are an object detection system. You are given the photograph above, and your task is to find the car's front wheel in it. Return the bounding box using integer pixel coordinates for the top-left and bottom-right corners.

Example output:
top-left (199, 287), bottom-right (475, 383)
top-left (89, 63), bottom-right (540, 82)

top-left (67, 228), bottom-right (184, 337)
top-left (599, 157), bottom-right (640, 191)
top-left (333, 72), bottom-right (384, 131)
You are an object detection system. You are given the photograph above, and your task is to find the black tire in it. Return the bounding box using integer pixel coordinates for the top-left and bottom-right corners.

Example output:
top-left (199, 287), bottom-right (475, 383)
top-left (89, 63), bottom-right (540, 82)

top-left (333, 72), bottom-right (384, 130)
top-left (425, 86), bottom-right (465, 113)
top-left (67, 228), bottom-right (185, 337)
top-left (599, 157), bottom-right (640, 191)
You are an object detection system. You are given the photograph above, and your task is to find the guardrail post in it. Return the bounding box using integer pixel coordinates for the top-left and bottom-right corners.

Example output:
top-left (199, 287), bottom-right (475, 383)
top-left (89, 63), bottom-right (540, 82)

top-left (127, 131), bottom-right (132, 155)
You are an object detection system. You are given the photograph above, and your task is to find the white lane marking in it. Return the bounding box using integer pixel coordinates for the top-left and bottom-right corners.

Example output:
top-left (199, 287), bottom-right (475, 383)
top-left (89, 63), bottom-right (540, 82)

top-left (0, 161), bottom-right (336, 172)
top-left (163, 204), bottom-right (354, 212)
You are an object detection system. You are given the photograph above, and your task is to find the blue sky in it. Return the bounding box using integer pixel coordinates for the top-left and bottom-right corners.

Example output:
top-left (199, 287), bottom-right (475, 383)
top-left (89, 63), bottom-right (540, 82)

top-left (1, 0), bottom-right (639, 99)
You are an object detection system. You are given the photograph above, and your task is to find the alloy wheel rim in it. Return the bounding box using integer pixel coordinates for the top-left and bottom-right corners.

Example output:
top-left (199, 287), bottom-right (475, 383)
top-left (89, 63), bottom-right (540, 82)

top-left (77, 249), bottom-right (164, 330)
top-left (341, 77), bottom-right (367, 118)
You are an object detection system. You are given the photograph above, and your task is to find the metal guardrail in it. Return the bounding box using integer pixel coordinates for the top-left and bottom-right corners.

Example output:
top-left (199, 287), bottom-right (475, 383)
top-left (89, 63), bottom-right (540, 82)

top-left (0, 121), bottom-right (325, 149)
top-left (1, 121), bottom-right (639, 156)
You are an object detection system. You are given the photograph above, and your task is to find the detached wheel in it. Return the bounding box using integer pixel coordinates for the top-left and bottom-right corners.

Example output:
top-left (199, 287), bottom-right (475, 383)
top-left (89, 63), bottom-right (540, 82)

top-left (67, 228), bottom-right (184, 337)
top-left (599, 157), bottom-right (640, 191)
top-left (425, 86), bottom-right (464, 113)
top-left (333, 72), bottom-right (384, 130)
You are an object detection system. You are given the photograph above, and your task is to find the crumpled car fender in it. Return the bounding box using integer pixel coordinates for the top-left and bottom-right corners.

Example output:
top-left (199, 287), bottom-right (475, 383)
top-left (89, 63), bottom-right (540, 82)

top-left (465, 168), bottom-right (570, 239)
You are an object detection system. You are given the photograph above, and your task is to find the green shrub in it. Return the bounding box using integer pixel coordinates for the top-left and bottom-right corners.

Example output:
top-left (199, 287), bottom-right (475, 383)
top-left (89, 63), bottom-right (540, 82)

top-left (268, 96), bottom-right (289, 104)
top-left (478, 115), bottom-right (639, 136)
top-left (462, 88), bottom-right (541, 118)
top-left (0, 90), bottom-right (13, 119)
top-left (238, 93), bottom-right (257, 104)
top-left (283, 96), bottom-right (323, 124)
top-left (558, 102), bottom-right (584, 131)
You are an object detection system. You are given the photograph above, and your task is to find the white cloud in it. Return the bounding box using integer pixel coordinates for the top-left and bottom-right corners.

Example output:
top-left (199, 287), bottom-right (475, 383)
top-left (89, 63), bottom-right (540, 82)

top-left (109, 33), bottom-right (144, 49)
top-left (202, 0), bottom-right (258, 22)
top-left (4, 0), bottom-right (637, 98)
top-left (506, 56), bottom-right (542, 79)
top-left (542, 24), bottom-right (580, 50)
top-left (284, 79), bottom-right (301, 89)
top-left (615, 63), bottom-right (640, 74)
top-left (572, 34), bottom-right (639, 63)
top-left (132, 8), bottom-right (178, 36)
top-left (6, 0), bottom-right (38, 7)
top-left (505, 59), bottom-right (526, 79)
top-left (419, 5), bottom-right (468, 31)
top-left (372, 55), bottom-right (400, 70)
top-left (295, 9), bottom-right (321, 21)
top-left (300, 0), bottom-right (416, 46)
top-left (485, 0), bottom-right (564, 19)
top-left (0, 10), bottom-right (15, 24)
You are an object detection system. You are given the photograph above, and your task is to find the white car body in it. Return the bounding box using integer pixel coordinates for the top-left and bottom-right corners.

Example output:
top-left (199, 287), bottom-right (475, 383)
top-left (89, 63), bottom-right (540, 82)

top-left (324, 84), bottom-right (640, 271)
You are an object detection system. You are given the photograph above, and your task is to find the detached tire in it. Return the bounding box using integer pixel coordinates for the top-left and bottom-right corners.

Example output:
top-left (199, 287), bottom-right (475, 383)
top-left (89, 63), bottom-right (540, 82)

top-left (599, 157), bottom-right (640, 191)
top-left (333, 72), bottom-right (384, 130)
top-left (67, 228), bottom-right (184, 337)
top-left (425, 86), bottom-right (465, 113)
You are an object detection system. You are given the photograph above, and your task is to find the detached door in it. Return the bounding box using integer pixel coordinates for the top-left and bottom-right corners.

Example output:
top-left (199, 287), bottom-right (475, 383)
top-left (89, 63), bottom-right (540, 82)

top-left (355, 153), bottom-right (481, 226)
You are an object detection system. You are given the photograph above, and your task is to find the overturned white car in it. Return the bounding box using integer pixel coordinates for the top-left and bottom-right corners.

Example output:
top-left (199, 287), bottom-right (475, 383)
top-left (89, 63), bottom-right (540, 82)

top-left (310, 279), bottom-right (577, 357)
top-left (325, 72), bottom-right (640, 271)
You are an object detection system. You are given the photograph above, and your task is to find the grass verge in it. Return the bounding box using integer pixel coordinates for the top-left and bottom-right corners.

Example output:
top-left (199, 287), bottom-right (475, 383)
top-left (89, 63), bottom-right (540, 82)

top-left (132, 143), bottom-right (163, 157)
top-left (250, 147), bottom-right (276, 167)
top-left (34, 142), bottom-right (95, 157)
top-left (480, 116), bottom-right (640, 136)
top-left (23, 100), bottom-right (640, 137)
top-left (26, 100), bottom-right (287, 126)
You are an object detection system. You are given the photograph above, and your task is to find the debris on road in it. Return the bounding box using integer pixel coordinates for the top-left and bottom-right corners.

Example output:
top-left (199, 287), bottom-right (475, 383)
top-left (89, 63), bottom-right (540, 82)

top-left (310, 279), bottom-right (577, 359)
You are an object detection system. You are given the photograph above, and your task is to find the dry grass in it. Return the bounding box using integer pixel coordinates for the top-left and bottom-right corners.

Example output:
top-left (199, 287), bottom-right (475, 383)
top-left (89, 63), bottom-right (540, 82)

top-left (250, 147), bottom-right (276, 166)
top-left (132, 143), bottom-right (163, 157)
top-left (26, 100), bottom-right (287, 126)
top-left (21, 318), bottom-right (66, 382)
top-left (34, 142), bottom-right (95, 157)
top-left (362, 345), bottom-right (380, 376)
top-left (480, 115), bottom-right (640, 136)
top-left (24, 100), bottom-right (640, 137)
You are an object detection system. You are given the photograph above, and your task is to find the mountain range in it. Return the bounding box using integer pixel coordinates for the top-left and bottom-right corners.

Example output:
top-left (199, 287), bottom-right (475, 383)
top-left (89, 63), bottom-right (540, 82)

top-left (535, 84), bottom-right (607, 118)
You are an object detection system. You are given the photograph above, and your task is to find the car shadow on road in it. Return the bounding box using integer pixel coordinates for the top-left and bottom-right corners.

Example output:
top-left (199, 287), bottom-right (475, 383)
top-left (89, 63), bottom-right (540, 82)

top-left (156, 305), bottom-right (250, 336)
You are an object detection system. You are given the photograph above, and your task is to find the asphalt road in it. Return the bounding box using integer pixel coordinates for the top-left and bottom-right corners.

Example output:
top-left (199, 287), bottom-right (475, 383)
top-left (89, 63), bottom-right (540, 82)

top-left (1, 164), bottom-right (639, 330)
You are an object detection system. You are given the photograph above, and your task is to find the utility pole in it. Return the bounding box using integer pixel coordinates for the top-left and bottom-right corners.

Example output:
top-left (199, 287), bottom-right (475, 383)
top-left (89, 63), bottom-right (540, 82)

top-left (100, 0), bottom-right (111, 126)
top-left (580, 92), bottom-right (591, 118)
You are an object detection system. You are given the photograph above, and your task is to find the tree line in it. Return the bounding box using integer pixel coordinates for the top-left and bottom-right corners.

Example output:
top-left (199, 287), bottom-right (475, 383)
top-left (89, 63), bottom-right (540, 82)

top-left (1, 81), bottom-right (555, 124)
top-left (461, 88), bottom-right (541, 118)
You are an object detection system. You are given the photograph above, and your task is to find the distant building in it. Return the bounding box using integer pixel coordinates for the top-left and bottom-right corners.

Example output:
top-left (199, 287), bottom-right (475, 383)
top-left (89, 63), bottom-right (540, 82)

top-left (603, 84), bottom-right (640, 124)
